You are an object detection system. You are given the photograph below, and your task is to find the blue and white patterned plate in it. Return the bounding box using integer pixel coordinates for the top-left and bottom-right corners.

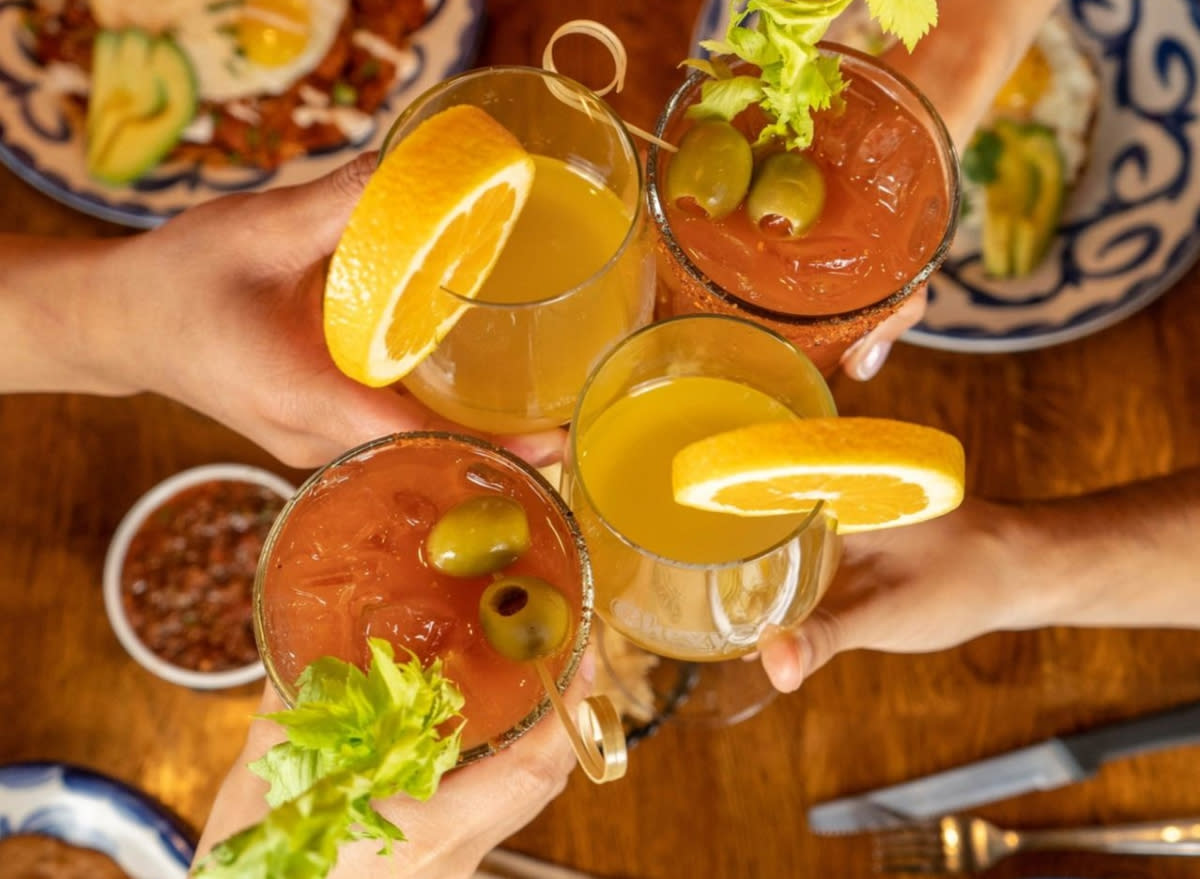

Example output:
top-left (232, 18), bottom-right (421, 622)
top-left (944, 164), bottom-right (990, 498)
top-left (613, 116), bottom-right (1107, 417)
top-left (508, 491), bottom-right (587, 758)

top-left (0, 0), bottom-right (485, 228)
top-left (0, 762), bottom-right (194, 878)
top-left (691, 0), bottom-right (1200, 353)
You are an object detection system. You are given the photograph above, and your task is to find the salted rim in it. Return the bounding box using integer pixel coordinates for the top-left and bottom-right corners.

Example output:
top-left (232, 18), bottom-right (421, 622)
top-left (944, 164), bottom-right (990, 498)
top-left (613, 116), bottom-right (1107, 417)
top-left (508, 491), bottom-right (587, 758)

top-left (102, 463), bottom-right (296, 691)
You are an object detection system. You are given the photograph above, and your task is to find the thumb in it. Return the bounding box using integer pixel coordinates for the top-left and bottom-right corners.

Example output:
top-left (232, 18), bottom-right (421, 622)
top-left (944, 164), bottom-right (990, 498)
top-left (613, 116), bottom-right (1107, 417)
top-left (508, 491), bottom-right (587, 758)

top-left (270, 150), bottom-right (378, 254)
top-left (757, 610), bottom-right (844, 693)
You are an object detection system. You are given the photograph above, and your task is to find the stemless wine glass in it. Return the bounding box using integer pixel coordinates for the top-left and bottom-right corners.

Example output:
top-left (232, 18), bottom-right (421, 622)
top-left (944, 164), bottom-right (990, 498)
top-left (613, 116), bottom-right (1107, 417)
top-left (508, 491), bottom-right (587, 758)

top-left (254, 431), bottom-right (622, 774)
top-left (560, 315), bottom-right (843, 723)
top-left (646, 44), bottom-right (960, 376)
top-left (380, 66), bottom-right (654, 435)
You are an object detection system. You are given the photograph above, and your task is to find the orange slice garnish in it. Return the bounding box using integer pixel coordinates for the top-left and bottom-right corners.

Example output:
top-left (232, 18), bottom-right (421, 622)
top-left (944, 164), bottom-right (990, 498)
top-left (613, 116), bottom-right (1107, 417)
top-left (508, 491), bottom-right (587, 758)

top-left (671, 417), bottom-right (965, 533)
top-left (324, 105), bottom-right (535, 387)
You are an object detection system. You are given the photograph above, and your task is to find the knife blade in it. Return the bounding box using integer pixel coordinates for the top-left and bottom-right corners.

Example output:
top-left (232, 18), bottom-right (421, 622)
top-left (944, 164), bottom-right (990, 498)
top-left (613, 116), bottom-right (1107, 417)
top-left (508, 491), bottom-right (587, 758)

top-left (807, 697), bottom-right (1200, 835)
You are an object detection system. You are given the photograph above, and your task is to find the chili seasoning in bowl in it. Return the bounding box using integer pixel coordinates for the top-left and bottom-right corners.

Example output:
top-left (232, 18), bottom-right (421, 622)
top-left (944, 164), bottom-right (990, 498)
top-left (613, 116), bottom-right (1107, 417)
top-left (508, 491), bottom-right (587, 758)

top-left (103, 464), bottom-right (295, 690)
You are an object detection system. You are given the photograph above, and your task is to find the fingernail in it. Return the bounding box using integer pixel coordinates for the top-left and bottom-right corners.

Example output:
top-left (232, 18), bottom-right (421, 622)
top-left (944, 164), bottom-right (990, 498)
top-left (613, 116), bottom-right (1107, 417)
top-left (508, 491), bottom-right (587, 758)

top-left (847, 339), bottom-right (892, 381)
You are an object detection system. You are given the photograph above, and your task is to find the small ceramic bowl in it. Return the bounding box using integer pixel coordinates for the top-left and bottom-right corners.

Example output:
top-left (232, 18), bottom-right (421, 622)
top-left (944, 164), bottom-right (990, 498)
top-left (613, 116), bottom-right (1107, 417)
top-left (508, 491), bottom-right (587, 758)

top-left (103, 463), bottom-right (295, 690)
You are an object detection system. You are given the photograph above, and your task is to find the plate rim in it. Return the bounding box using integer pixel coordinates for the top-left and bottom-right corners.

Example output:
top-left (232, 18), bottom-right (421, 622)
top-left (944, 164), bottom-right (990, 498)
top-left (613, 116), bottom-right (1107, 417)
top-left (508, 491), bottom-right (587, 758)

top-left (0, 760), bottom-right (196, 872)
top-left (0, 0), bottom-right (486, 228)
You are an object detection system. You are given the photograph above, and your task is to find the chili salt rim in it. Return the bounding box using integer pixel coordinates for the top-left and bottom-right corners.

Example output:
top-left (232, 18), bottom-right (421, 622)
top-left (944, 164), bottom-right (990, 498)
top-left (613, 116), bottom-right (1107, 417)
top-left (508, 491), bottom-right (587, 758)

top-left (102, 463), bottom-right (296, 691)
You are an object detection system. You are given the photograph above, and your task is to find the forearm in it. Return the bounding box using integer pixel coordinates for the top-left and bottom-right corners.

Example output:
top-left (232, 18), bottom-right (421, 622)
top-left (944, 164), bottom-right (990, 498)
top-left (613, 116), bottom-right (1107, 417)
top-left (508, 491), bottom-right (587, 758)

top-left (885, 0), bottom-right (1061, 149)
top-left (0, 234), bottom-right (138, 395)
top-left (1009, 468), bottom-right (1200, 630)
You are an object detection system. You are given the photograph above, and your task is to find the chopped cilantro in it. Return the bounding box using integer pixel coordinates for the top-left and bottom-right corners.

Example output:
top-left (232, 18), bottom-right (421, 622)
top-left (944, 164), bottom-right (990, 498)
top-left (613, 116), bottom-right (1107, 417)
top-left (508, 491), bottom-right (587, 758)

top-left (962, 128), bottom-right (1003, 184)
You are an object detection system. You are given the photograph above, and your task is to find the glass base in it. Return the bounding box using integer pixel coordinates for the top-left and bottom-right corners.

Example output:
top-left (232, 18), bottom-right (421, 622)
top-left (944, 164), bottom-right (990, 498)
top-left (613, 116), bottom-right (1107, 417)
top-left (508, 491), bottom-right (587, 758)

top-left (593, 621), bottom-right (777, 738)
top-left (667, 656), bottom-right (779, 728)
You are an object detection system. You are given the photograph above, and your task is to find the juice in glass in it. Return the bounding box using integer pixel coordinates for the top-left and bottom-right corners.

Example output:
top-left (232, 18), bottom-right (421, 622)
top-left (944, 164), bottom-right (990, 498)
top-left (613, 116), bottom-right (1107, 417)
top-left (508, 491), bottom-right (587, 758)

top-left (383, 66), bottom-right (654, 435)
top-left (647, 46), bottom-right (959, 375)
top-left (255, 432), bottom-right (591, 762)
top-left (562, 315), bottom-right (841, 663)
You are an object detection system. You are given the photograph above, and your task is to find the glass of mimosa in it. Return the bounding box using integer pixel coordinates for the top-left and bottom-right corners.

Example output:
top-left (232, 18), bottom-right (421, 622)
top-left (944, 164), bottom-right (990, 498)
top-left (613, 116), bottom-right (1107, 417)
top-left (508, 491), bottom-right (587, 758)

top-left (380, 66), bottom-right (654, 435)
top-left (560, 315), bottom-right (842, 723)
top-left (646, 45), bottom-right (959, 376)
top-left (255, 431), bottom-right (595, 765)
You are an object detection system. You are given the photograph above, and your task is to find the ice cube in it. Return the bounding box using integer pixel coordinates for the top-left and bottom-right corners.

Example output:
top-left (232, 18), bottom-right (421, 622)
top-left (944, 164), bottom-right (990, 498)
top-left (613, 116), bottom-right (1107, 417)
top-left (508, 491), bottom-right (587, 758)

top-left (359, 598), bottom-right (471, 664)
top-left (843, 116), bottom-right (923, 215)
top-left (392, 491), bottom-right (437, 529)
top-left (464, 463), bottom-right (517, 495)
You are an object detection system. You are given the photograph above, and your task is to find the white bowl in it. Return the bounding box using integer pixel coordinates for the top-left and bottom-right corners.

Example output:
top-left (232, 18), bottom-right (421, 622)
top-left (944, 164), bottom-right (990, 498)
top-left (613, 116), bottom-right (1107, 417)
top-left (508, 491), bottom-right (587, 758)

top-left (103, 463), bottom-right (296, 691)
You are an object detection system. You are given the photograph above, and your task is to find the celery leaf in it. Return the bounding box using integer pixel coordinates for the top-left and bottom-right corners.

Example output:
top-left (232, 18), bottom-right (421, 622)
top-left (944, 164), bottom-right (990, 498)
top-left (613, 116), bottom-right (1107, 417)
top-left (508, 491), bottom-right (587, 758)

top-left (193, 639), bottom-right (464, 879)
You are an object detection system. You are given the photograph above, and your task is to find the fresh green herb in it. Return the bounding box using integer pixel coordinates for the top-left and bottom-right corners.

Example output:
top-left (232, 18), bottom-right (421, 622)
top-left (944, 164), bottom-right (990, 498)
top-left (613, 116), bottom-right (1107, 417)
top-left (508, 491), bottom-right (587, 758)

top-left (332, 82), bottom-right (358, 107)
top-left (193, 639), bottom-right (464, 879)
top-left (961, 127), bottom-right (1003, 184)
top-left (686, 0), bottom-right (939, 151)
top-left (357, 58), bottom-right (381, 80)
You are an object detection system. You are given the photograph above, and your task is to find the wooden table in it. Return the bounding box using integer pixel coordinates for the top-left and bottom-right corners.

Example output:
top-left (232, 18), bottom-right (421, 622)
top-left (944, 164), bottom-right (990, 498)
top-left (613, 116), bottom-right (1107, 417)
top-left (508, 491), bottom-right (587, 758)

top-left (3, 1), bottom-right (1200, 877)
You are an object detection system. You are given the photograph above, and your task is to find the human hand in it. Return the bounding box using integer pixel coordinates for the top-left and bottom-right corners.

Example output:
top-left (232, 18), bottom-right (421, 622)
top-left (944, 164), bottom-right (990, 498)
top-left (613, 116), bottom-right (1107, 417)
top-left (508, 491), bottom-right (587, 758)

top-left (192, 652), bottom-right (590, 879)
top-left (758, 498), bottom-right (1048, 692)
top-left (97, 154), bottom-right (565, 469)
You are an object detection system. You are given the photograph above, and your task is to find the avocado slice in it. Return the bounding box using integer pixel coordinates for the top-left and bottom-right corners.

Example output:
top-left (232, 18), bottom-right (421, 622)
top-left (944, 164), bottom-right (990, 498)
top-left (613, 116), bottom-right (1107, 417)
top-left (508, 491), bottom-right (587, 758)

top-left (85, 30), bottom-right (197, 186)
top-left (977, 120), bottom-right (1066, 279)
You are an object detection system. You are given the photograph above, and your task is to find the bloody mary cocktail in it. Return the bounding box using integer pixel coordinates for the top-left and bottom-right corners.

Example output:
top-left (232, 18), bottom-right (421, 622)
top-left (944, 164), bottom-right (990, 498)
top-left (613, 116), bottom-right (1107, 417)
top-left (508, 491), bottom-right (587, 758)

top-left (254, 432), bottom-right (591, 762)
top-left (647, 45), bottom-right (960, 375)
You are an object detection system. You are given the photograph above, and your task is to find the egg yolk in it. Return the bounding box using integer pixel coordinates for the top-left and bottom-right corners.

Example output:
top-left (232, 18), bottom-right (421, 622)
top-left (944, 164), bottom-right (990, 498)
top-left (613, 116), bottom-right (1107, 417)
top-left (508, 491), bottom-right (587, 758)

top-left (238, 0), bottom-right (312, 67)
top-left (992, 45), bottom-right (1052, 116)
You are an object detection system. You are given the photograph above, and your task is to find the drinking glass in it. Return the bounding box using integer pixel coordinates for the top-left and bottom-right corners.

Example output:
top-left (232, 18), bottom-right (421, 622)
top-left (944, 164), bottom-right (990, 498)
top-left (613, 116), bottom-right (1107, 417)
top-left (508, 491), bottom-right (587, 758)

top-left (646, 45), bottom-right (960, 376)
top-left (381, 66), bottom-right (654, 435)
top-left (560, 315), bottom-right (843, 723)
top-left (254, 431), bottom-right (614, 768)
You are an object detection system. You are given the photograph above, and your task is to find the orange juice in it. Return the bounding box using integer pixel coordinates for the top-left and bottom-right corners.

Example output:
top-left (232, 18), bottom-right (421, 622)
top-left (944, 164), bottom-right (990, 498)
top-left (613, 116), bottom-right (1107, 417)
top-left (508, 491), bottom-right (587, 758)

top-left (402, 154), bottom-right (650, 434)
top-left (577, 375), bottom-right (814, 565)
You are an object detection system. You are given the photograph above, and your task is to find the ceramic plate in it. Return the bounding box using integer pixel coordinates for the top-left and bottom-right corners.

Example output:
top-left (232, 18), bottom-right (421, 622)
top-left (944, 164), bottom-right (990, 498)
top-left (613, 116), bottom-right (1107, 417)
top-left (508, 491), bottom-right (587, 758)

top-left (0, 0), bottom-right (485, 228)
top-left (691, 0), bottom-right (1200, 353)
top-left (0, 762), bottom-right (194, 878)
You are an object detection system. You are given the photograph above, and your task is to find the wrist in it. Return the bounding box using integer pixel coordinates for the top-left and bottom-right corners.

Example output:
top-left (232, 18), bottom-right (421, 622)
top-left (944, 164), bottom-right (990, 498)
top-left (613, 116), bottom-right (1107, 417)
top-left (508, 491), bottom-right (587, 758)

top-left (0, 234), bottom-right (142, 396)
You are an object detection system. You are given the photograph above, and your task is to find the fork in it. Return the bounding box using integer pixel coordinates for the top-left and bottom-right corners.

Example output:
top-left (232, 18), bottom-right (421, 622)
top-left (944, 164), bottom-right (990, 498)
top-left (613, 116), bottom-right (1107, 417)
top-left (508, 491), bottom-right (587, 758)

top-left (874, 814), bottom-right (1200, 874)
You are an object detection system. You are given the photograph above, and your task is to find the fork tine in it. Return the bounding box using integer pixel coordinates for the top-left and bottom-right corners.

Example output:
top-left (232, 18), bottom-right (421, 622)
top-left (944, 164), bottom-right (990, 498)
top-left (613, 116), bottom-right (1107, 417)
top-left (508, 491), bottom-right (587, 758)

top-left (872, 821), bottom-right (948, 875)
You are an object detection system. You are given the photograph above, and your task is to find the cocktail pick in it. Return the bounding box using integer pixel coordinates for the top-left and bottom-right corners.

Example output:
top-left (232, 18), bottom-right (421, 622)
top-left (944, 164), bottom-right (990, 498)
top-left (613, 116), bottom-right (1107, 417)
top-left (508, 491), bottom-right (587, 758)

top-left (532, 658), bottom-right (628, 783)
top-left (540, 19), bottom-right (677, 153)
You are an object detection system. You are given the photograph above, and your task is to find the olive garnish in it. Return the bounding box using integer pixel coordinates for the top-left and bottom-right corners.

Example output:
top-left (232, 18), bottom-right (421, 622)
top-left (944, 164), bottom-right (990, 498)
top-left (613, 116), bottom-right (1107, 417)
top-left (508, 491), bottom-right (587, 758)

top-left (665, 119), bottom-right (754, 220)
top-left (425, 495), bottom-right (531, 578)
top-left (746, 151), bottom-right (826, 238)
top-left (479, 575), bottom-right (570, 662)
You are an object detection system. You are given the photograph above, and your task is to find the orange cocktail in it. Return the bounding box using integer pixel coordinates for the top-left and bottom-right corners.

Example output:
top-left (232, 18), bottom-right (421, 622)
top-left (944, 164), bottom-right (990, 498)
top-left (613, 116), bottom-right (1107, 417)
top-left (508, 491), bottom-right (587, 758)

top-left (254, 432), bottom-right (590, 762)
top-left (647, 46), bottom-right (959, 375)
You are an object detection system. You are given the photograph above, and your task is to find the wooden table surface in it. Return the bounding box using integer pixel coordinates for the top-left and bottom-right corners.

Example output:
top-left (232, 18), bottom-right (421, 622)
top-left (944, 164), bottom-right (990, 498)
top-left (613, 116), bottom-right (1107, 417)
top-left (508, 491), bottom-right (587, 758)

top-left (3, 1), bottom-right (1200, 877)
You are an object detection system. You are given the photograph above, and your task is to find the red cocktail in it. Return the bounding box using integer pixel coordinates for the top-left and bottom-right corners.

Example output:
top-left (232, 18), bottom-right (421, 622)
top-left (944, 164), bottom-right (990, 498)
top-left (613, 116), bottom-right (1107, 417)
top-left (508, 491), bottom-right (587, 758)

top-left (647, 45), bottom-right (959, 375)
top-left (254, 432), bottom-right (591, 762)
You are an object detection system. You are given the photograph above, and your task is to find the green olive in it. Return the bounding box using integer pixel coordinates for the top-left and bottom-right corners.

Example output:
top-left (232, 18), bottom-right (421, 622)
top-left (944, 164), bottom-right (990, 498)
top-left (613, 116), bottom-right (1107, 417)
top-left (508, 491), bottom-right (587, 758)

top-left (664, 119), bottom-right (753, 220)
top-left (425, 495), bottom-right (531, 578)
top-left (745, 151), bottom-right (826, 238)
top-left (479, 575), bottom-right (570, 662)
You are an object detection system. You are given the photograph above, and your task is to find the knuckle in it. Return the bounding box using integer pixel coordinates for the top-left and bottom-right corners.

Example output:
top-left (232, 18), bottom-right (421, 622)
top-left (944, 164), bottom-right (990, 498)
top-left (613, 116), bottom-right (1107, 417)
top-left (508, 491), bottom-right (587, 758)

top-left (503, 746), bottom-right (572, 804)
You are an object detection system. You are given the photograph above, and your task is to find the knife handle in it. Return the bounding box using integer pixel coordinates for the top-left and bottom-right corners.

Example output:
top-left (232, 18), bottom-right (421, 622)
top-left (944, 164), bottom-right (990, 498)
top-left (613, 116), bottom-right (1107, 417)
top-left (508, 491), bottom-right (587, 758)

top-left (1063, 699), bottom-right (1200, 771)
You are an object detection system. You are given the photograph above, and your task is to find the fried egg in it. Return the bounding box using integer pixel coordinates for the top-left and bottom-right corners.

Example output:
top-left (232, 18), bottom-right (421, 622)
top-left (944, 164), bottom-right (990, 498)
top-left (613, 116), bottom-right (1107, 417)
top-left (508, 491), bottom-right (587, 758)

top-left (89, 0), bottom-right (349, 102)
top-left (986, 13), bottom-right (1098, 188)
top-left (957, 13), bottom-right (1098, 240)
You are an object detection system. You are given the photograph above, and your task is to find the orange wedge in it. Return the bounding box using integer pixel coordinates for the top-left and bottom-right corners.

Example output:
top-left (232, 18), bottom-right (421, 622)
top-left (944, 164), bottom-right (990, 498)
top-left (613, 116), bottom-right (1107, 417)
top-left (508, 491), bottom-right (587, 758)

top-left (671, 417), bottom-right (965, 533)
top-left (323, 105), bottom-right (535, 387)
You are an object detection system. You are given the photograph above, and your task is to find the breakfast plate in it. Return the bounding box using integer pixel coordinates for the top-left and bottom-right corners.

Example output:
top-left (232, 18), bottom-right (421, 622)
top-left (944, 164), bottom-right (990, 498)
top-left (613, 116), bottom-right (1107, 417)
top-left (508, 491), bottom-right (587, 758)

top-left (0, 0), bottom-right (485, 228)
top-left (0, 761), bottom-right (194, 878)
top-left (690, 0), bottom-right (1200, 353)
